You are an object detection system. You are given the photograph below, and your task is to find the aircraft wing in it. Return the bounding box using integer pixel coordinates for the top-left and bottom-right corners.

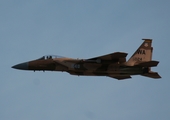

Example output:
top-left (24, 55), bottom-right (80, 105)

top-left (108, 75), bottom-right (132, 80)
top-left (87, 52), bottom-right (128, 63)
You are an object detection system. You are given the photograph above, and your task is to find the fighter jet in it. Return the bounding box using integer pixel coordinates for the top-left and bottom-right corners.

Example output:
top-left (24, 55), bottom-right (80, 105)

top-left (12, 39), bottom-right (161, 80)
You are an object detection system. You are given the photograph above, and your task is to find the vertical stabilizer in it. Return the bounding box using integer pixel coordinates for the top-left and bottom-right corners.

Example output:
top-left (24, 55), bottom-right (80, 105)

top-left (126, 39), bottom-right (153, 66)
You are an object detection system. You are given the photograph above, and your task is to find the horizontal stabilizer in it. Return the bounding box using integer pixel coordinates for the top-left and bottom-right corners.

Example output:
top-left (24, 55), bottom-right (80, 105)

top-left (108, 75), bottom-right (132, 80)
top-left (135, 61), bottom-right (159, 67)
top-left (141, 72), bottom-right (161, 79)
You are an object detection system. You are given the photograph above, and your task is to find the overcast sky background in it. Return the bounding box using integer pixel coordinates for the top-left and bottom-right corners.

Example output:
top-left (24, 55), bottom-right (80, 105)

top-left (1, 0), bottom-right (170, 120)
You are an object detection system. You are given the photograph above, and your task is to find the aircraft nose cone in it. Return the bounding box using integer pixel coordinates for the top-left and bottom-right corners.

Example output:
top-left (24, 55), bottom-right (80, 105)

top-left (12, 62), bottom-right (28, 70)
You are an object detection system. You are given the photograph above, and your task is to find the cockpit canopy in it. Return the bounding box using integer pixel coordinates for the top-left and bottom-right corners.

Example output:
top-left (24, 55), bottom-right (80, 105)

top-left (38, 55), bottom-right (65, 60)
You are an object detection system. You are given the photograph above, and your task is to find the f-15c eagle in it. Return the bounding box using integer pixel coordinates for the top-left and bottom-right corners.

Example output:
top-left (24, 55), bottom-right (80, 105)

top-left (12, 39), bottom-right (161, 80)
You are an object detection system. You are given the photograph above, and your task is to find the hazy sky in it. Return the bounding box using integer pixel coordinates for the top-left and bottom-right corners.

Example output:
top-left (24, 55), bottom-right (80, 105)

top-left (1, 1), bottom-right (170, 120)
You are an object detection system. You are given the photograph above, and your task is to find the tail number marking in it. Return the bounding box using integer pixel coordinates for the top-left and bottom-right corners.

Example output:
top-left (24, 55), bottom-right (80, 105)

top-left (133, 57), bottom-right (142, 61)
